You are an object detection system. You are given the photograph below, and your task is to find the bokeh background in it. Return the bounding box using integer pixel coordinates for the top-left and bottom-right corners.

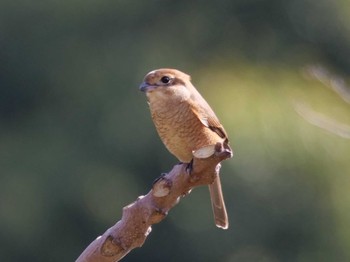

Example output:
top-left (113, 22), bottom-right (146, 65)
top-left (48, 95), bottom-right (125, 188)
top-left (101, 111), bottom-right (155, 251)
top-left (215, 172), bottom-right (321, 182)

top-left (1, 0), bottom-right (350, 261)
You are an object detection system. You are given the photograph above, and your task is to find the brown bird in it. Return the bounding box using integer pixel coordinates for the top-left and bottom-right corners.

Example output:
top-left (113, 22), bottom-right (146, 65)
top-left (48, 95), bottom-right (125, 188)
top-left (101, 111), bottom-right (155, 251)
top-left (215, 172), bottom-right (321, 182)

top-left (139, 68), bottom-right (233, 229)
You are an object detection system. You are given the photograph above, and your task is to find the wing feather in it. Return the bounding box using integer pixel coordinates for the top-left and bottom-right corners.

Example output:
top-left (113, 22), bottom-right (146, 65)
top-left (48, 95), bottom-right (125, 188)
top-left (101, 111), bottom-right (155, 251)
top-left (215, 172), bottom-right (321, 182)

top-left (188, 91), bottom-right (228, 139)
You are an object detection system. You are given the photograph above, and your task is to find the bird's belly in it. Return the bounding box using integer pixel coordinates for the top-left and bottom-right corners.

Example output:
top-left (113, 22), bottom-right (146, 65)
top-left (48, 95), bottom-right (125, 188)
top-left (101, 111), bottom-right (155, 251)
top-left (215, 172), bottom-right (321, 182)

top-left (151, 106), bottom-right (222, 163)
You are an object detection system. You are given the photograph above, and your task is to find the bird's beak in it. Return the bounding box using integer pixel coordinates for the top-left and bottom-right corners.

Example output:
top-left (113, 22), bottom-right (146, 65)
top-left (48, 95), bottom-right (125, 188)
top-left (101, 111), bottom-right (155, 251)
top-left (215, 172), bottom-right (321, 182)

top-left (139, 82), bottom-right (156, 92)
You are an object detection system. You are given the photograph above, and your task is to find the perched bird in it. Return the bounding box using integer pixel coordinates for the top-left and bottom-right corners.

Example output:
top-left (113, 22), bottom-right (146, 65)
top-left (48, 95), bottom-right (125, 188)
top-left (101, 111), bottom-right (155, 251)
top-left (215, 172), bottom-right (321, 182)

top-left (139, 68), bottom-right (233, 229)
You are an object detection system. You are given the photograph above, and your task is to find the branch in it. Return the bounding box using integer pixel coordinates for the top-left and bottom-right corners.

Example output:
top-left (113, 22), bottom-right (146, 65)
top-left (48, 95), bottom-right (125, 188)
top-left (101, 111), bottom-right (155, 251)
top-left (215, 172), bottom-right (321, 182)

top-left (294, 65), bottom-right (350, 139)
top-left (303, 65), bottom-right (350, 104)
top-left (293, 101), bottom-right (350, 139)
top-left (76, 143), bottom-right (232, 262)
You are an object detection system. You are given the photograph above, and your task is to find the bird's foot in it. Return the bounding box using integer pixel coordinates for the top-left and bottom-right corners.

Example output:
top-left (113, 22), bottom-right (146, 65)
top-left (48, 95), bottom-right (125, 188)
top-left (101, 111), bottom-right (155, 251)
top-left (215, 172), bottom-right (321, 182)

top-left (185, 159), bottom-right (194, 174)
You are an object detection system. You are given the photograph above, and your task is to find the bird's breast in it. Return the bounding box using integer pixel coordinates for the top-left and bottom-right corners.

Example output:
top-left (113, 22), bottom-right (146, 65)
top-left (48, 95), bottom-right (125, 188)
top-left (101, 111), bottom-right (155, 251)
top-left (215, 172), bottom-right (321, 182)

top-left (148, 98), bottom-right (222, 162)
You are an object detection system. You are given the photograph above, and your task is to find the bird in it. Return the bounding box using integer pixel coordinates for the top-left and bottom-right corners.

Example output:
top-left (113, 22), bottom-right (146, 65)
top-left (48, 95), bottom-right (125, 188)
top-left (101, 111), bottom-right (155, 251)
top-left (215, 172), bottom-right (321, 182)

top-left (139, 68), bottom-right (233, 229)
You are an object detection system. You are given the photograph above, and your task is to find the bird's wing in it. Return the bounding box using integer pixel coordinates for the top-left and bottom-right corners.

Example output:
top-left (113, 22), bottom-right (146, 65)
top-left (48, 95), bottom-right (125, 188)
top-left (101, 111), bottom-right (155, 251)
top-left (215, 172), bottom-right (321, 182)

top-left (189, 94), bottom-right (228, 139)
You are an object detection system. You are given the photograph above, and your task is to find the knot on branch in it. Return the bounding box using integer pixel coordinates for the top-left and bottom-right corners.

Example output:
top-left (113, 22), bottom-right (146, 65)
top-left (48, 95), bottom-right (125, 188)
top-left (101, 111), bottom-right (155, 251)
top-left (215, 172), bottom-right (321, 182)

top-left (101, 236), bottom-right (124, 257)
top-left (152, 175), bottom-right (172, 197)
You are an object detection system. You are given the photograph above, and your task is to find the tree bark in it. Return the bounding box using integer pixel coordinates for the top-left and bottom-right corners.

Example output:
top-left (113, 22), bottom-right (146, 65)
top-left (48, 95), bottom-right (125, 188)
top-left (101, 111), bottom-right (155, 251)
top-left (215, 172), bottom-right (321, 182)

top-left (76, 143), bottom-right (231, 262)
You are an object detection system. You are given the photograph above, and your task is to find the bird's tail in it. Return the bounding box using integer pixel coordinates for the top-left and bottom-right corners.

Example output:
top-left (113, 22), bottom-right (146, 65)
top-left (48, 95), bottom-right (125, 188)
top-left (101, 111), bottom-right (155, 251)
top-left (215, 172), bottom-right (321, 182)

top-left (208, 174), bottom-right (229, 229)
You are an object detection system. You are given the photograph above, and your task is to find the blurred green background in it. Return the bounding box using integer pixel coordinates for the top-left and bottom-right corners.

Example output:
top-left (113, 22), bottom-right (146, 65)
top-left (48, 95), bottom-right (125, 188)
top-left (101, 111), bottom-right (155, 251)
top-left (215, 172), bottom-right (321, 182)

top-left (1, 0), bottom-right (350, 261)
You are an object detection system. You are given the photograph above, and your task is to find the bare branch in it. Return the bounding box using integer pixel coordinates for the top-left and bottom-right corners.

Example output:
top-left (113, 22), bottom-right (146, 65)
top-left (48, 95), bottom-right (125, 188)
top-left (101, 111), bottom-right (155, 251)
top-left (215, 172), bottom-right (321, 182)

top-left (294, 101), bottom-right (350, 139)
top-left (76, 144), bottom-right (232, 262)
top-left (295, 65), bottom-right (350, 139)
top-left (304, 65), bottom-right (350, 104)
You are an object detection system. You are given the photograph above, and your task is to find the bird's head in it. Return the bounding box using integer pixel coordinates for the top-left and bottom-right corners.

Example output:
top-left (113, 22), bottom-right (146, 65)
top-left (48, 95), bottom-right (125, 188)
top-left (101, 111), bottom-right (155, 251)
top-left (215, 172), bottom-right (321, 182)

top-left (139, 68), bottom-right (193, 101)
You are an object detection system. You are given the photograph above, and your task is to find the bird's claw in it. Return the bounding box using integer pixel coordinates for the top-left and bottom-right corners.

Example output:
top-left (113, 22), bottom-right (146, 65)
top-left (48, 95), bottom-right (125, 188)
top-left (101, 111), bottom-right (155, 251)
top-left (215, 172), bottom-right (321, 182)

top-left (185, 159), bottom-right (194, 174)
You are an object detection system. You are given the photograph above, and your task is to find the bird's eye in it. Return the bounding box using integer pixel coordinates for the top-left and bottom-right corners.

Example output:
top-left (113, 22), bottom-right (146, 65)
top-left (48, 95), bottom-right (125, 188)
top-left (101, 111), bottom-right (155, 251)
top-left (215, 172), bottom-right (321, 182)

top-left (160, 76), bottom-right (171, 84)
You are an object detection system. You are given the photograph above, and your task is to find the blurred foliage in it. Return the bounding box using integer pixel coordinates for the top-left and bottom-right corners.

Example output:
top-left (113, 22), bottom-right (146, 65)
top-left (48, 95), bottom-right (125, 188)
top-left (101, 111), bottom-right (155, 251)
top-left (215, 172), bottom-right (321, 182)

top-left (1, 0), bottom-right (350, 261)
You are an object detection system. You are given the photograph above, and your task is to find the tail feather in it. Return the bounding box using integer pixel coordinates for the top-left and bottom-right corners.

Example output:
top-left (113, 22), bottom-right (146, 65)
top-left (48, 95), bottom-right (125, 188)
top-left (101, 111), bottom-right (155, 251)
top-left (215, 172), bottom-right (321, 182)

top-left (208, 174), bottom-right (229, 229)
